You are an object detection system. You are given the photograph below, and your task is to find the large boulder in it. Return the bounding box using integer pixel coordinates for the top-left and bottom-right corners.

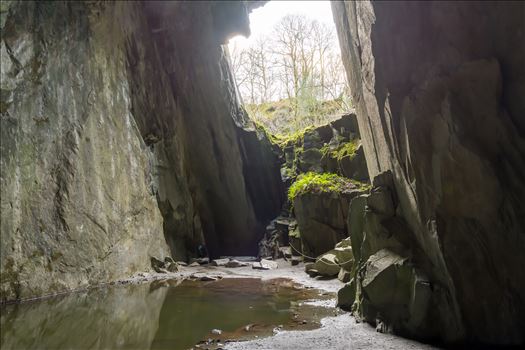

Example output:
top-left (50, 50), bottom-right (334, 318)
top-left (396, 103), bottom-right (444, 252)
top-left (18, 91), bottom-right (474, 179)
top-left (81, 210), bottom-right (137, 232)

top-left (337, 278), bottom-right (356, 310)
top-left (294, 191), bottom-right (359, 258)
top-left (333, 238), bottom-right (354, 271)
top-left (359, 249), bottom-right (432, 337)
top-left (314, 251), bottom-right (340, 277)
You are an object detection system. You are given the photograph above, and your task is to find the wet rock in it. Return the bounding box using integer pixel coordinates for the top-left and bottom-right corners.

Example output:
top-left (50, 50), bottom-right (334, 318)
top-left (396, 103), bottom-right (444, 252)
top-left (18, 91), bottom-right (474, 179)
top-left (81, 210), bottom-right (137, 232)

top-left (176, 261), bottom-right (188, 266)
top-left (211, 258), bottom-right (230, 267)
top-left (191, 274), bottom-right (218, 282)
top-left (166, 262), bottom-right (179, 272)
top-left (151, 257), bottom-right (167, 273)
top-left (151, 257), bottom-right (179, 273)
top-left (252, 259), bottom-right (278, 270)
top-left (189, 262), bottom-right (200, 267)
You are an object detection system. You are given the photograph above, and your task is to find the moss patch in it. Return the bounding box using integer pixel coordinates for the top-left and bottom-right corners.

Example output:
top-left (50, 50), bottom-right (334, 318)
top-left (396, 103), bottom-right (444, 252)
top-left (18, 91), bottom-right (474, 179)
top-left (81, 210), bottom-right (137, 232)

top-left (288, 172), bottom-right (354, 202)
top-left (321, 139), bottom-right (359, 161)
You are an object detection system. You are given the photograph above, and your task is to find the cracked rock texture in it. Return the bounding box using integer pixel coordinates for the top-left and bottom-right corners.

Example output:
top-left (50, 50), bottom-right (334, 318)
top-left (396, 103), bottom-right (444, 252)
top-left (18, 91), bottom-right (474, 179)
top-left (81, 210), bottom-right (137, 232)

top-left (0, 1), bottom-right (281, 302)
top-left (332, 0), bottom-right (525, 345)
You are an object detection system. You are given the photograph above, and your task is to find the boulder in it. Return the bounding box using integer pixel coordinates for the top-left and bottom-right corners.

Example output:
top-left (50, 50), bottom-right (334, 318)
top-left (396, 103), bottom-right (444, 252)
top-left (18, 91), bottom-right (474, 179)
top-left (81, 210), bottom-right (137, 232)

top-left (333, 238), bottom-right (354, 271)
top-left (166, 262), bottom-right (179, 272)
top-left (304, 262), bottom-right (316, 274)
top-left (211, 258), bottom-right (230, 267)
top-left (360, 249), bottom-right (412, 323)
top-left (314, 252), bottom-right (340, 277)
top-left (151, 257), bottom-right (178, 273)
top-left (151, 257), bottom-right (168, 273)
top-left (337, 278), bottom-right (356, 310)
top-left (294, 191), bottom-right (360, 258)
top-left (338, 268), bottom-right (352, 283)
top-left (252, 259), bottom-right (278, 270)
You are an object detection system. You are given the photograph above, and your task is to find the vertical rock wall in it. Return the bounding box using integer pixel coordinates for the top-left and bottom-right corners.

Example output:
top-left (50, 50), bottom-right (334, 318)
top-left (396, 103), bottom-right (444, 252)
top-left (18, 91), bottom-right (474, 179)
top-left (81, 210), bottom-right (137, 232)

top-left (0, 1), bottom-right (282, 302)
top-left (332, 0), bottom-right (525, 344)
top-left (0, 1), bottom-right (170, 302)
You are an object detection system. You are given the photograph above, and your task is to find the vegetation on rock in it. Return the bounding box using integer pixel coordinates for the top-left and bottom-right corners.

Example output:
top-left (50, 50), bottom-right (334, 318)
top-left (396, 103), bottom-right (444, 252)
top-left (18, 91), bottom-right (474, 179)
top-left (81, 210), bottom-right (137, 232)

top-left (320, 139), bottom-right (359, 161)
top-left (288, 172), bottom-right (368, 202)
top-left (247, 98), bottom-right (351, 135)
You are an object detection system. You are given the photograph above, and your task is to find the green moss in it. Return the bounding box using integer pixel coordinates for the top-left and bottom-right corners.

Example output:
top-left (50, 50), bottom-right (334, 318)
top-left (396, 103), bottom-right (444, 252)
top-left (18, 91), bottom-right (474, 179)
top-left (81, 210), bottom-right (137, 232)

top-left (322, 140), bottom-right (359, 161)
top-left (350, 179), bottom-right (372, 192)
top-left (254, 120), bottom-right (317, 152)
top-left (288, 172), bottom-right (355, 202)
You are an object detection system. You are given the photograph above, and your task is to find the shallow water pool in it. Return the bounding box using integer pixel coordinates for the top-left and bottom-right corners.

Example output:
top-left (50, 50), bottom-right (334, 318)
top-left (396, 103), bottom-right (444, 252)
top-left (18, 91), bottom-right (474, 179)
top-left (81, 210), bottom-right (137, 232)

top-left (0, 277), bottom-right (336, 350)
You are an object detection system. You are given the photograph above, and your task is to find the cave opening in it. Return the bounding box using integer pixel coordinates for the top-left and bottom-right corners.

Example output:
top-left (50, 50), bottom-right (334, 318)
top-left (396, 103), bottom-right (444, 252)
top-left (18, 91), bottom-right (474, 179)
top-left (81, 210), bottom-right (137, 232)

top-left (223, 0), bottom-right (371, 263)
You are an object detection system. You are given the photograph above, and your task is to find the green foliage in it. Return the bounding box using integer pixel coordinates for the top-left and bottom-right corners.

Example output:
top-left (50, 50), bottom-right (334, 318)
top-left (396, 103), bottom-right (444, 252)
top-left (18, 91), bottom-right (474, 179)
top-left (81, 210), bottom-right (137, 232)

top-left (288, 172), bottom-right (354, 202)
top-left (246, 98), bottom-right (347, 136)
top-left (322, 140), bottom-right (359, 161)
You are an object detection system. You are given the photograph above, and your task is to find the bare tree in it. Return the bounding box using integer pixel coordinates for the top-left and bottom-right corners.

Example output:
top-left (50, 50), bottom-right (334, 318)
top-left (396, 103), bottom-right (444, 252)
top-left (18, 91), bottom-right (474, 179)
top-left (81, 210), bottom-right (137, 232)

top-left (228, 13), bottom-right (351, 132)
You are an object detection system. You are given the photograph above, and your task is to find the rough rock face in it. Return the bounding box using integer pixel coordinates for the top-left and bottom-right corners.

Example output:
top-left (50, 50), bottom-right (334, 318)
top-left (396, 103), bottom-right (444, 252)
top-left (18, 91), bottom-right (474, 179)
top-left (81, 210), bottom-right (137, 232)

top-left (333, 0), bottom-right (525, 345)
top-left (142, 1), bottom-right (282, 258)
top-left (0, 1), bottom-right (281, 301)
top-left (0, 1), bottom-right (170, 302)
top-left (281, 113), bottom-right (370, 183)
top-left (293, 191), bottom-right (358, 258)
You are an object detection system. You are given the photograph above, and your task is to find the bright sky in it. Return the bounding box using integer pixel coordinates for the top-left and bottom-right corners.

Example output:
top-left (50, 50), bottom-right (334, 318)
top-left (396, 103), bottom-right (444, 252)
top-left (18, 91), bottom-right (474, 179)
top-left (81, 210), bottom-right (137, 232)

top-left (228, 1), bottom-right (335, 49)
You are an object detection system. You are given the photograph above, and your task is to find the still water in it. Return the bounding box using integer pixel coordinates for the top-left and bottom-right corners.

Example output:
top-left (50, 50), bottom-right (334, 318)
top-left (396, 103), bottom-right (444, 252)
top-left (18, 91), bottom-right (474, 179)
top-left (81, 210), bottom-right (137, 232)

top-left (0, 278), bottom-right (335, 350)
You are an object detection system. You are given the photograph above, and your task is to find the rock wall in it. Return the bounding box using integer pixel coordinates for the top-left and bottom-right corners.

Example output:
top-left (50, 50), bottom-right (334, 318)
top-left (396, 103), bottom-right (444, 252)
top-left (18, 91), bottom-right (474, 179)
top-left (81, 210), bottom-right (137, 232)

top-left (0, 1), bottom-right (282, 302)
top-left (332, 0), bottom-right (525, 345)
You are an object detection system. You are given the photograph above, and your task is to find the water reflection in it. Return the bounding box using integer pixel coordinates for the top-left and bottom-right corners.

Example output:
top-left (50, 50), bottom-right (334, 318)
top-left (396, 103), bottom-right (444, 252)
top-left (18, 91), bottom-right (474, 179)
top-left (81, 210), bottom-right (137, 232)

top-left (1, 278), bottom-right (332, 350)
top-left (1, 283), bottom-right (167, 349)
